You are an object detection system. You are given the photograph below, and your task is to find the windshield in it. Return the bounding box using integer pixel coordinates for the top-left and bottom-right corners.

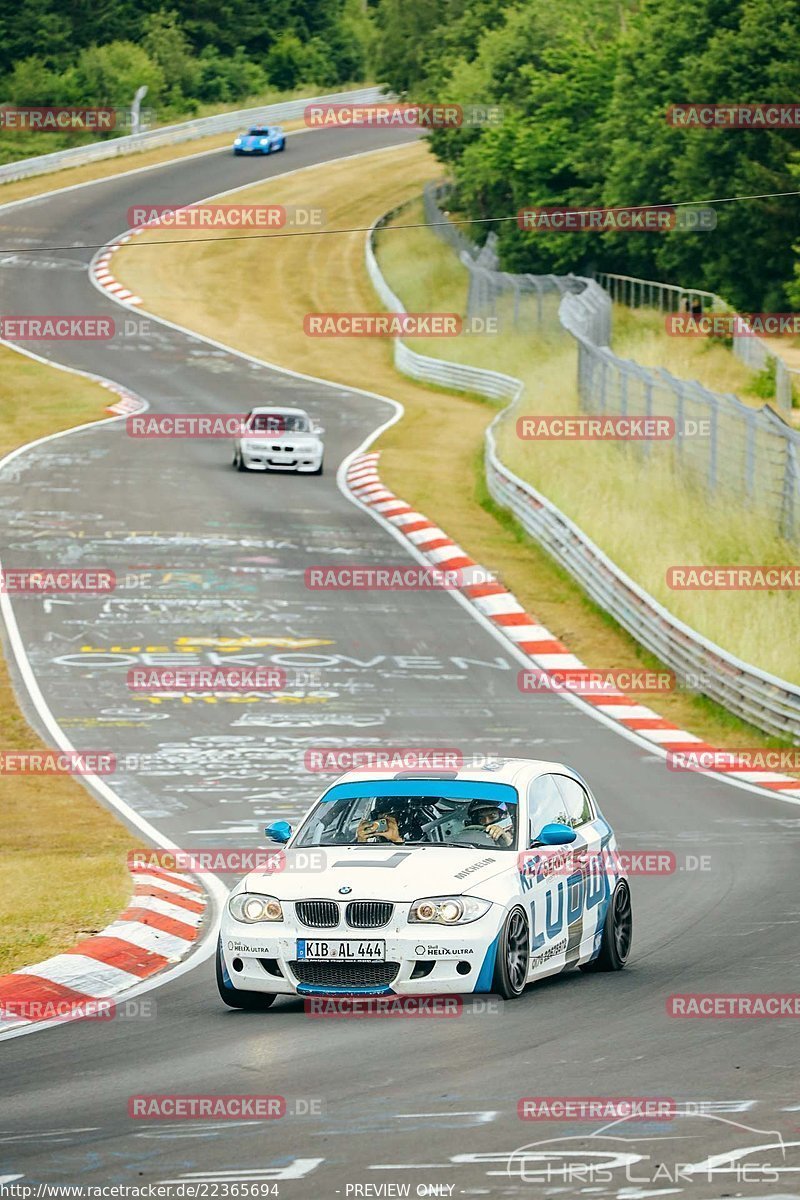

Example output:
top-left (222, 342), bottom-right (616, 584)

top-left (247, 413), bottom-right (310, 433)
top-left (248, 127), bottom-right (271, 136)
top-left (292, 780), bottom-right (519, 850)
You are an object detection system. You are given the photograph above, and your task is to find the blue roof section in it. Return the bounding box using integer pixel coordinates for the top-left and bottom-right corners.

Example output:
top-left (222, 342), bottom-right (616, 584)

top-left (319, 780), bottom-right (519, 804)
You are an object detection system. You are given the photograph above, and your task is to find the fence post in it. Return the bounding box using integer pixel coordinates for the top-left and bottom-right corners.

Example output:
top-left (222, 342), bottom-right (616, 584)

top-left (781, 443), bottom-right (798, 541)
top-left (707, 392), bottom-right (718, 491)
top-left (745, 409), bottom-right (756, 498)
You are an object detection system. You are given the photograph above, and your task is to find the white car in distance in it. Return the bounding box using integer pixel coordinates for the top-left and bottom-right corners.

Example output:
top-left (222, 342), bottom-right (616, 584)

top-left (232, 406), bottom-right (324, 475)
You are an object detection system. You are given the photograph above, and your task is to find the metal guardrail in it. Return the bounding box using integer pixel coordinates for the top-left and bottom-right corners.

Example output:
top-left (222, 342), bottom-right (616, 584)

top-left (0, 87), bottom-right (384, 185)
top-left (365, 200), bottom-right (800, 742)
top-left (367, 208), bottom-right (521, 402)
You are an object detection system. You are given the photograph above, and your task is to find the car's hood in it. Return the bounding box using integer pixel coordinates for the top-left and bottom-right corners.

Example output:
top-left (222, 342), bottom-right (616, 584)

top-left (238, 136), bottom-right (268, 147)
top-left (243, 845), bottom-right (510, 900)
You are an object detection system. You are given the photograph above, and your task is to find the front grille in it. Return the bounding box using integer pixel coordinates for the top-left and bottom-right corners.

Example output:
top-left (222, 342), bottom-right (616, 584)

top-left (290, 961), bottom-right (399, 988)
top-left (295, 899), bottom-right (339, 928)
top-left (346, 900), bottom-right (394, 928)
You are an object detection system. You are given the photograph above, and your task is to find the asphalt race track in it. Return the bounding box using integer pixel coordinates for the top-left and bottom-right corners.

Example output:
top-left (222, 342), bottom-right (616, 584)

top-left (0, 125), bottom-right (798, 1197)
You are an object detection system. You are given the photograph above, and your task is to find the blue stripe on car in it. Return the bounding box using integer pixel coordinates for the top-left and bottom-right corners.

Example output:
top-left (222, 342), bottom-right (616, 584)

top-left (320, 780), bottom-right (519, 803)
top-left (296, 984), bottom-right (393, 996)
top-left (475, 933), bottom-right (500, 992)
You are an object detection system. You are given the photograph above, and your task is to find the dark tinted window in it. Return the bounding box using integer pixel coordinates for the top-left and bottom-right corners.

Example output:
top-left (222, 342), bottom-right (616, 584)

top-left (553, 775), bottom-right (593, 827)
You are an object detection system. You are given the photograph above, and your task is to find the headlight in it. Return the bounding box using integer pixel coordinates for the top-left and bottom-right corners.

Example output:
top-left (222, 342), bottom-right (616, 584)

top-left (409, 896), bottom-right (491, 925)
top-left (234, 138), bottom-right (242, 145)
top-left (244, 440), bottom-right (264, 449)
top-left (295, 441), bottom-right (317, 452)
top-left (260, 138), bottom-right (270, 145)
top-left (229, 893), bottom-right (283, 923)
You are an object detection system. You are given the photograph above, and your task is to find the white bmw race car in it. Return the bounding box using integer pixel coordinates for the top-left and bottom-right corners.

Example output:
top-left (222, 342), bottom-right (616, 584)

top-left (232, 406), bottom-right (324, 474)
top-left (217, 759), bottom-right (632, 1008)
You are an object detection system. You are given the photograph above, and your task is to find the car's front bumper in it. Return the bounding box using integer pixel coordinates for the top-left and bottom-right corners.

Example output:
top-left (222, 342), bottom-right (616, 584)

top-left (219, 915), bottom-right (503, 996)
top-left (241, 447), bottom-right (323, 472)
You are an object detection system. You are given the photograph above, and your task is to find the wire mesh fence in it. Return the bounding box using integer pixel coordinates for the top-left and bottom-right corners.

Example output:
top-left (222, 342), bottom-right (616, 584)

top-left (365, 197), bottom-right (800, 739)
top-left (424, 184), bottom-right (800, 541)
top-left (596, 271), bottom-right (795, 412)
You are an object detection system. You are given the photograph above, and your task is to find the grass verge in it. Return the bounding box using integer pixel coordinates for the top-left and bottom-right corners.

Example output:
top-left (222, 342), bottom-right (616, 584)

top-left (377, 201), bottom-right (799, 685)
top-left (112, 140), bottom-right (796, 758)
top-left (0, 346), bottom-right (140, 974)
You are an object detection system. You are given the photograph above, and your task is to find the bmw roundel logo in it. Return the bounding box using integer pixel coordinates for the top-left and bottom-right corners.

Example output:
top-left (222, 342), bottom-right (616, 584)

top-left (338, 886), bottom-right (352, 894)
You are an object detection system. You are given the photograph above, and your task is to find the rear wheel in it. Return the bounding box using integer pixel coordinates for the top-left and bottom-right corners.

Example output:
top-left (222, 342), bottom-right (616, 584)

top-left (216, 942), bottom-right (276, 1010)
top-left (492, 907), bottom-right (529, 998)
top-left (580, 880), bottom-right (632, 972)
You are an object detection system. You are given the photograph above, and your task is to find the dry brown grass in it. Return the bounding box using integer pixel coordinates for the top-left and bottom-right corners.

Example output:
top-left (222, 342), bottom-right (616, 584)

top-left (0, 346), bottom-right (141, 973)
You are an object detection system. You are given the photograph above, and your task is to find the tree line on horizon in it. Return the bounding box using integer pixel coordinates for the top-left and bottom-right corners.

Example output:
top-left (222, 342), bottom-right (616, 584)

top-left (2, 0), bottom-right (798, 308)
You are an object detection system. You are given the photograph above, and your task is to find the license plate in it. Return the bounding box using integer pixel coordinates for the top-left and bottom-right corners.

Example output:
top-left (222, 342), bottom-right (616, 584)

top-left (296, 939), bottom-right (385, 961)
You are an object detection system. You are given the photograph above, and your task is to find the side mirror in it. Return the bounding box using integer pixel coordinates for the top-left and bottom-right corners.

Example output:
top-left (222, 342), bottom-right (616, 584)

top-left (265, 820), bottom-right (292, 844)
top-left (312, 422), bottom-right (325, 435)
top-left (533, 821), bottom-right (577, 847)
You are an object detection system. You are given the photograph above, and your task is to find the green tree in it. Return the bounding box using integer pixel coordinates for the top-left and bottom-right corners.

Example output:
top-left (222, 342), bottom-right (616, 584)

top-left (265, 32), bottom-right (307, 89)
top-left (5, 55), bottom-right (66, 105)
top-left (69, 41), bottom-right (165, 107)
top-left (141, 9), bottom-right (200, 107)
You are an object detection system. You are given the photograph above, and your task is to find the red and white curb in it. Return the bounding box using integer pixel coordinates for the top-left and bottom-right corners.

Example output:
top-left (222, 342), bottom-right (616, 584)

top-left (0, 866), bottom-right (207, 1031)
top-left (345, 452), bottom-right (800, 797)
top-left (91, 233), bottom-right (142, 306)
top-left (98, 378), bottom-right (148, 417)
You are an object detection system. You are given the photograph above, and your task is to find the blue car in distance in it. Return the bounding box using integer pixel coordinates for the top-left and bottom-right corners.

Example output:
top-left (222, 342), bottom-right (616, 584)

top-left (232, 126), bottom-right (286, 155)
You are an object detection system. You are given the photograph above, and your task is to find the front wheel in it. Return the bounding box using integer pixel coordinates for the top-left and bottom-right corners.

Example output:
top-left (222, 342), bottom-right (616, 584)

top-left (492, 907), bottom-right (529, 998)
top-left (580, 880), bottom-right (632, 972)
top-left (310, 458), bottom-right (324, 476)
top-left (235, 449), bottom-right (248, 472)
top-left (216, 943), bottom-right (276, 1010)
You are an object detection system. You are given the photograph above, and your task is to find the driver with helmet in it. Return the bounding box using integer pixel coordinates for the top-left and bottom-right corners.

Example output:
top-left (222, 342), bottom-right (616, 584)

top-left (465, 799), bottom-right (514, 846)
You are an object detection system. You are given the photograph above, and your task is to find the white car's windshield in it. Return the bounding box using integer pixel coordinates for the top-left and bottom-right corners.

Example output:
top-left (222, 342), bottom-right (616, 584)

top-left (292, 781), bottom-right (518, 850)
top-left (248, 413), bottom-right (310, 433)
